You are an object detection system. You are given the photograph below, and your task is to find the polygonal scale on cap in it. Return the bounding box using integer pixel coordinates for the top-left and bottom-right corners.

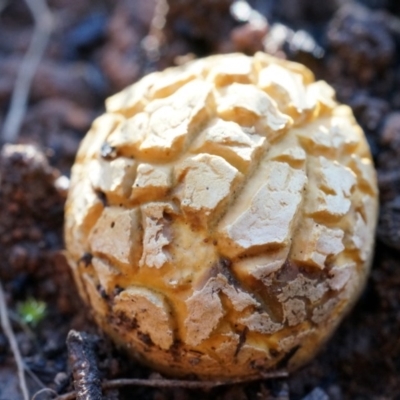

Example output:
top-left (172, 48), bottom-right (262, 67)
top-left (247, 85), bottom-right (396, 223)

top-left (64, 52), bottom-right (378, 380)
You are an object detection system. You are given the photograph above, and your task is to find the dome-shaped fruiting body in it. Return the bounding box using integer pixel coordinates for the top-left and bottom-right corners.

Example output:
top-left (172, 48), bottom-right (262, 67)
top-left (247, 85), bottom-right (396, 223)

top-left (64, 52), bottom-right (378, 380)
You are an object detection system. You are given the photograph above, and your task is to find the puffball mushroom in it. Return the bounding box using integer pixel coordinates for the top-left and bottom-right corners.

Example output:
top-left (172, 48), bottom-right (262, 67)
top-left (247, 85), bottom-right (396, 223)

top-left (64, 52), bottom-right (378, 380)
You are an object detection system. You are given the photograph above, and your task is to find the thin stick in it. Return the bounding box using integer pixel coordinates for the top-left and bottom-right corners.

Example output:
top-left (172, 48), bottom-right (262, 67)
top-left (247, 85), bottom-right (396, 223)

top-left (8, 311), bottom-right (47, 389)
top-left (32, 388), bottom-right (58, 400)
top-left (54, 371), bottom-right (289, 400)
top-left (1, 0), bottom-right (53, 143)
top-left (24, 366), bottom-right (47, 390)
top-left (0, 280), bottom-right (30, 400)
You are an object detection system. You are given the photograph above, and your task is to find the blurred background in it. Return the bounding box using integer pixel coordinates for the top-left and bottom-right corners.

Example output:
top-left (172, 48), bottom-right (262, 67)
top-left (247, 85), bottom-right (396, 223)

top-left (0, 0), bottom-right (399, 399)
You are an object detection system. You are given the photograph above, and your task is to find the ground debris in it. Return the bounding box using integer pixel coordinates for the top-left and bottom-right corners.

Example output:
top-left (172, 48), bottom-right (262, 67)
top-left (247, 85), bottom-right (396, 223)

top-left (327, 3), bottom-right (395, 83)
top-left (377, 198), bottom-right (400, 250)
top-left (66, 330), bottom-right (102, 400)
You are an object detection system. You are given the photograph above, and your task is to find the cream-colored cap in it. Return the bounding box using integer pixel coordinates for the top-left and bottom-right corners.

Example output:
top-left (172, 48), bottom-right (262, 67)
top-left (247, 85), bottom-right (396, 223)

top-left (64, 52), bottom-right (378, 380)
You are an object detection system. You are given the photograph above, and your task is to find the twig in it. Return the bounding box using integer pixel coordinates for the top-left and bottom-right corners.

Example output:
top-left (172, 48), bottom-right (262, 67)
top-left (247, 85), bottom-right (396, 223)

top-left (53, 371), bottom-right (289, 400)
top-left (24, 365), bottom-right (47, 390)
top-left (0, 280), bottom-right (30, 400)
top-left (32, 388), bottom-right (58, 400)
top-left (67, 330), bottom-right (102, 400)
top-left (1, 0), bottom-right (53, 144)
top-left (7, 311), bottom-right (48, 390)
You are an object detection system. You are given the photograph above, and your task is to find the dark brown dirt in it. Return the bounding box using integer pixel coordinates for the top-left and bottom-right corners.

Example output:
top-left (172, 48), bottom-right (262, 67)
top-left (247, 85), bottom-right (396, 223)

top-left (0, 0), bottom-right (400, 399)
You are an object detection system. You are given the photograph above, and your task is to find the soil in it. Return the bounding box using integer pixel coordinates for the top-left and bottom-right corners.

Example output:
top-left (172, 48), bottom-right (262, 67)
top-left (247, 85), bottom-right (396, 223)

top-left (0, 0), bottom-right (400, 399)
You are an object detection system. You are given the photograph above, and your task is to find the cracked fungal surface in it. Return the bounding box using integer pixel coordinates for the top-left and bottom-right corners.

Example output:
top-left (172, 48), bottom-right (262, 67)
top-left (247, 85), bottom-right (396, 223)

top-left (64, 52), bottom-right (378, 380)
